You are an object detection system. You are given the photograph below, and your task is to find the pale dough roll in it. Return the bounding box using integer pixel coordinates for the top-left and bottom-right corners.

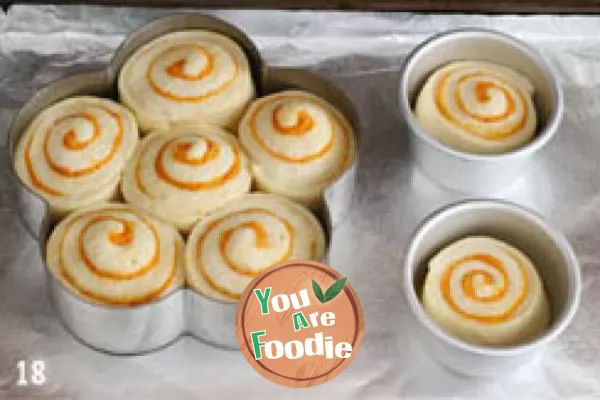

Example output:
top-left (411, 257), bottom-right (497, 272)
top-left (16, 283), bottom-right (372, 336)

top-left (415, 61), bottom-right (537, 154)
top-left (238, 90), bottom-right (356, 207)
top-left (121, 123), bottom-right (252, 232)
top-left (13, 96), bottom-right (139, 216)
top-left (46, 203), bottom-right (184, 306)
top-left (118, 30), bottom-right (255, 133)
top-left (185, 193), bottom-right (326, 302)
top-left (422, 236), bottom-right (550, 346)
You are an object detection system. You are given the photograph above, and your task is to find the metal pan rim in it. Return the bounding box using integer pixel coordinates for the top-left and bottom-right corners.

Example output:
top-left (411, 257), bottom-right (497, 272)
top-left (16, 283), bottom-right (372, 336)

top-left (398, 27), bottom-right (564, 162)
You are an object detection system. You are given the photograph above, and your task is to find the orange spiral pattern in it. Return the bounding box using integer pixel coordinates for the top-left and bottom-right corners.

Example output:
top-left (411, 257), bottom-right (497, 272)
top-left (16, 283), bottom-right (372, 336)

top-left (434, 69), bottom-right (531, 140)
top-left (153, 137), bottom-right (240, 192)
top-left (118, 31), bottom-right (255, 132)
top-left (239, 91), bottom-right (356, 205)
top-left (195, 208), bottom-right (297, 300)
top-left (146, 44), bottom-right (239, 103)
top-left (51, 207), bottom-right (180, 306)
top-left (122, 125), bottom-right (251, 230)
top-left (78, 216), bottom-right (159, 280)
top-left (249, 96), bottom-right (342, 164)
top-left (23, 105), bottom-right (124, 197)
top-left (185, 194), bottom-right (326, 302)
top-left (440, 253), bottom-right (528, 324)
top-left (132, 132), bottom-right (243, 195)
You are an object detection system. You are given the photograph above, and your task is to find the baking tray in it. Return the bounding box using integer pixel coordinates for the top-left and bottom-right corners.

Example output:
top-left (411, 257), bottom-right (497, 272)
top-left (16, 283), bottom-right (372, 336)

top-left (6, 13), bottom-right (359, 354)
top-left (1, 6), bottom-right (600, 400)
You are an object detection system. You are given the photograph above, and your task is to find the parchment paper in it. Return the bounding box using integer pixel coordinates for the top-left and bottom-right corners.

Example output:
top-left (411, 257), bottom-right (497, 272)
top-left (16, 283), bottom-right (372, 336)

top-left (0, 6), bottom-right (599, 399)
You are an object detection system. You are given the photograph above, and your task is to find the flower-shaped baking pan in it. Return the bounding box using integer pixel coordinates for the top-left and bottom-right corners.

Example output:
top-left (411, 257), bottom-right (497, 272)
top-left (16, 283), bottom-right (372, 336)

top-left (7, 14), bottom-right (359, 354)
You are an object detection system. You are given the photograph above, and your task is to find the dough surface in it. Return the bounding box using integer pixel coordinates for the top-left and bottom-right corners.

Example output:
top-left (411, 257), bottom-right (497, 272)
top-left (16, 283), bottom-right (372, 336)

top-left (46, 203), bottom-right (184, 306)
top-left (14, 96), bottom-right (139, 215)
top-left (185, 193), bottom-right (326, 302)
top-left (422, 236), bottom-right (550, 346)
top-left (119, 30), bottom-right (255, 133)
top-left (121, 122), bottom-right (251, 232)
top-left (415, 61), bottom-right (537, 154)
top-left (238, 90), bottom-right (356, 207)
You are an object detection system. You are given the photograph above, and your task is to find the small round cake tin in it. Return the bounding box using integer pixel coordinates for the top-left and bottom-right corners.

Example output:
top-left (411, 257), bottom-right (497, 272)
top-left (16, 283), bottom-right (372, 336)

top-left (403, 199), bottom-right (581, 377)
top-left (7, 13), bottom-right (359, 354)
top-left (398, 28), bottom-right (564, 194)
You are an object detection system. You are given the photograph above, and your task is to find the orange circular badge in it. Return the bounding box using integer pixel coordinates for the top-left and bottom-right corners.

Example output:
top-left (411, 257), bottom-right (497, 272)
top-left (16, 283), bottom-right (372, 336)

top-left (236, 260), bottom-right (364, 388)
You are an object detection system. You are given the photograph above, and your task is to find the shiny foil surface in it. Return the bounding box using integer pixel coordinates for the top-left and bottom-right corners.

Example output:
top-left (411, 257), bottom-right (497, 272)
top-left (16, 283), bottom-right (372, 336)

top-left (1, 5), bottom-right (599, 399)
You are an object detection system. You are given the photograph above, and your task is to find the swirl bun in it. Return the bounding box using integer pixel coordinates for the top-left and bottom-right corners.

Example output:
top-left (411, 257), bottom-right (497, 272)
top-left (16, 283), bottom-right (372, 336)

top-left (46, 203), bottom-right (184, 306)
top-left (121, 123), bottom-right (252, 231)
top-left (13, 96), bottom-right (139, 215)
top-left (415, 61), bottom-right (537, 154)
top-left (185, 193), bottom-right (326, 302)
top-left (239, 90), bottom-right (356, 207)
top-left (118, 30), bottom-right (255, 133)
top-left (422, 236), bottom-right (550, 346)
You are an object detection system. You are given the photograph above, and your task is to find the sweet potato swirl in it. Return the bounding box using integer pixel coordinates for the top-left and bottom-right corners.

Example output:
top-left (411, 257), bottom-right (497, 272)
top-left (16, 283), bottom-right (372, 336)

top-left (46, 204), bottom-right (184, 306)
top-left (238, 91), bottom-right (356, 206)
top-left (414, 61), bottom-right (537, 154)
top-left (146, 44), bottom-right (238, 103)
top-left (118, 30), bottom-right (255, 132)
top-left (121, 124), bottom-right (251, 231)
top-left (422, 237), bottom-right (550, 346)
top-left (440, 253), bottom-right (528, 324)
top-left (185, 194), bottom-right (326, 302)
top-left (14, 97), bottom-right (138, 213)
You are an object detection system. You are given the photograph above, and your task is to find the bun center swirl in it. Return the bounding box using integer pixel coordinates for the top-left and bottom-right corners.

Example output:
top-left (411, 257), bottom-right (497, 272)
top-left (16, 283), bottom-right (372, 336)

top-left (146, 44), bottom-right (238, 102)
top-left (61, 113), bottom-right (100, 150)
top-left (165, 48), bottom-right (213, 81)
top-left (440, 252), bottom-right (528, 324)
top-left (219, 218), bottom-right (293, 277)
top-left (251, 96), bottom-right (335, 163)
top-left (172, 140), bottom-right (219, 165)
top-left (78, 215), bottom-right (159, 280)
top-left (150, 134), bottom-right (241, 192)
top-left (272, 103), bottom-right (315, 135)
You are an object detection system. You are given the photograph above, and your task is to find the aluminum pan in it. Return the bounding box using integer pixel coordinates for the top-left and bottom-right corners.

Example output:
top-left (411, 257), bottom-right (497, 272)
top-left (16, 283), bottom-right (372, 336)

top-left (6, 13), bottom-right (360, 354)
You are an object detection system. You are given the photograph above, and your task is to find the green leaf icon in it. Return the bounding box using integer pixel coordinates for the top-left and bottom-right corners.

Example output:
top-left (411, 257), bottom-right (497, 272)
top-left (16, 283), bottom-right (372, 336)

top-left (313, 277), bottom-right (347, 303)
top-left (312, 279), bottom-right (325, 303)
top-left (323, 277), bottom-right (347, 303)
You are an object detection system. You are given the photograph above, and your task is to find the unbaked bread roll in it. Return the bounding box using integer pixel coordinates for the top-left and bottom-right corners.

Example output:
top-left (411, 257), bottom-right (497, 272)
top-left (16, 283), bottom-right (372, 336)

top-left (121, 123), bottom-right (252, 232)
top-left (415, 61), bottom-right (537, 154)
top-left (13, 96), bottom-right (139, 215)
top-left (185, 193), bottom-right (326, 302)
top-left (238, 90), bottom-right (356, 207)
top-left (46, 203), bottom-right (184, 306)
top-left (422, 236), bottom-right (550, 346)
top-left (118, 30), bottom-right (255, 133)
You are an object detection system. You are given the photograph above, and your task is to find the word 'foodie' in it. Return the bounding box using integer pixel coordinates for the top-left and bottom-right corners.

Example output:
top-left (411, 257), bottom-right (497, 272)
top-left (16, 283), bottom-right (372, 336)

top-left (249, 288), bottom-right (353, 360)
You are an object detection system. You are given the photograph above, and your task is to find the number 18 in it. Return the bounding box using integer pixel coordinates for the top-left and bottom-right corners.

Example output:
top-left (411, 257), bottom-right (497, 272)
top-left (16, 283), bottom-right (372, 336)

top-left (16, 360), bottom-right (46, 386)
